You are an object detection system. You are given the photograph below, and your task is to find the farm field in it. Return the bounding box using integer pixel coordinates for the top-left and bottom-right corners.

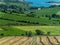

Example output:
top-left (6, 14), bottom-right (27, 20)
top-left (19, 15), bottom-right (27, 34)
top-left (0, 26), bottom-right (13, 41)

top-left (0, 36), bottom-right (60, 45)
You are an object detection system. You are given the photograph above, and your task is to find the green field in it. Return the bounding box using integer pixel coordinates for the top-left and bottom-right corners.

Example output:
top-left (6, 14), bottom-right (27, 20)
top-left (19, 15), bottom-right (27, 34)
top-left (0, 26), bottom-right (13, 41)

top-left (0, 26), bottom-right (60, 36)
top-left (14, 26), bottom-right (60, 35)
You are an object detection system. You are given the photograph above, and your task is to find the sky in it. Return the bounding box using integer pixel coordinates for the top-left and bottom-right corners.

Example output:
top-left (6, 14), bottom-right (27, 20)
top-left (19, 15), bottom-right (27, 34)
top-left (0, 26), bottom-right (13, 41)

top-left (25, 0), bottom-right (60, 7)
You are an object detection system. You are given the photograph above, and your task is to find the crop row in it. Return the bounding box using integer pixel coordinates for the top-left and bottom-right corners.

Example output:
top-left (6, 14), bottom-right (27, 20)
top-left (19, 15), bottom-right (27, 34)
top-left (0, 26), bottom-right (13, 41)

top-left (0, 36), bottom-right (60, 45)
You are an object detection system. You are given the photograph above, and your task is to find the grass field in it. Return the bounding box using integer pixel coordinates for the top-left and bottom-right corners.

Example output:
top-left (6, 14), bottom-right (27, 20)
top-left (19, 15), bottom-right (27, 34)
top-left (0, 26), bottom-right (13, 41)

top-left (0, 26), bottom-right (60, 36)
top-left (13, 26), bottom-right (60, 35)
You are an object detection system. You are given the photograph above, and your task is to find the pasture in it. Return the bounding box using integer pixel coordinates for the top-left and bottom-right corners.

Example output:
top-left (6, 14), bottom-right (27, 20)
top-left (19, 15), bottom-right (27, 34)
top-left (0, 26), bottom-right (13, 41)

top-left (13, 26), bottom-right (60, 35)
top-left (0, 26), bottom-right (60, 36)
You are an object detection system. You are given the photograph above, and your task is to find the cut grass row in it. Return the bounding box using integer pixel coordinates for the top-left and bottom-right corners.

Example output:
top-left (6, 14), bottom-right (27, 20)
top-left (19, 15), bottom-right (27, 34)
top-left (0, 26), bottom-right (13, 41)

top-left (0, 36), bottom-right (60, 45)
top-left (2, 37), bottom-right (21, 45)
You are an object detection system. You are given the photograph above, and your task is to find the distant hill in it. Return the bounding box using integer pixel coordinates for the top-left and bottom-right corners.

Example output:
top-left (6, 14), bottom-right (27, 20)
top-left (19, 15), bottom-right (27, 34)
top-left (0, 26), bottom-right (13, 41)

top-left (0, 0), bottom-right (24, 2)
top-left (0, 0), bottom-right (31, 4)
top-left (0, 0), bottom-right (30, 8)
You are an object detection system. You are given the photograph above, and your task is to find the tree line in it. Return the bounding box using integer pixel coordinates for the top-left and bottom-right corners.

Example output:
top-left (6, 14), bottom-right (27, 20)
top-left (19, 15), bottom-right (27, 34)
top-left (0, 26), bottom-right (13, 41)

top-left (0, 4), bottom-right (26, 14)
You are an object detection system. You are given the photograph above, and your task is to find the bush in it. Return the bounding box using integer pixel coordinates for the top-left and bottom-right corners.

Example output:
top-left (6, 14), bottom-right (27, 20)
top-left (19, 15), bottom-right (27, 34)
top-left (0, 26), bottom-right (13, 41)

top-left (51, 14), bottom-right (57, 18)
top-left (35, 29), bottom-right (44, 35)
top-left (25, 31), bottom-right (32, 37)
top-left (47, 32), bottom-right (51, 35)
top-left (9, 5), bottom-right (18, 9)
top-left (0, 33), bottom-right (4, 36)
top-left (49, 16), bottom-right (51, 20)
top-left (51, 14), bottom-right (60, 18)
top-left (21, 34), bottom-right (25, 36)
top-left (27, 12), bottom-right (36, 17)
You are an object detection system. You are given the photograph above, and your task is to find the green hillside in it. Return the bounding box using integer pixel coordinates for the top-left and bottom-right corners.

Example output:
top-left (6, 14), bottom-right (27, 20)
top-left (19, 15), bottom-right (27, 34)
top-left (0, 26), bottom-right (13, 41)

top-left (0, 7), bottom-right (60, 25)
top-left (0, 26), bottom-right (26, 36)
top-left (0, 1), bottom-right (60, 26)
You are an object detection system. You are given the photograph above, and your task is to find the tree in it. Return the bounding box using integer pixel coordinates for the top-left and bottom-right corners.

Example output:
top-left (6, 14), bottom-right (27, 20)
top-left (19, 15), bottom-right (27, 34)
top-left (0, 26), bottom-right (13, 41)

top-left (0, 4), bottom-right (8, 13)
top-left (51, 14), bottom-right (57, 18)
top-left (0, 33), bottom-right (4, 36)
top-left (51, 14), bottom-right (60, 18)
top-left (35, 29), bottom-right (44, 35)
top-left (21, 34), bottom-right (24, 36)
top-left (0, 4), bottom-right (8, 9)
top-left (45, 15), bottom-right (49, 17)
top-left (1, 9), bottom-right (7, 13)
top-left (9, 5), bottom-right (18, 9)
top-left (27, 12), bottom-right (36, 17)
top-left (19, 8), bottom-right (24, 14)
top-left (47, 32), bottom-right (51, 35)
top-left (49, 16), bottom-right (51, 20)
top-left (49, 5), bottom-right (57, 8)
top-left (25, 31), bottom-right (32, 37)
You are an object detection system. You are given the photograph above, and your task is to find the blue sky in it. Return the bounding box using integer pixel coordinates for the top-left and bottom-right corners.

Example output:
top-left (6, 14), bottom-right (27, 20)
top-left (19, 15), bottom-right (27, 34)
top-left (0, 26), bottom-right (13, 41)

top-left (25, 0), bottom-right (60, 7)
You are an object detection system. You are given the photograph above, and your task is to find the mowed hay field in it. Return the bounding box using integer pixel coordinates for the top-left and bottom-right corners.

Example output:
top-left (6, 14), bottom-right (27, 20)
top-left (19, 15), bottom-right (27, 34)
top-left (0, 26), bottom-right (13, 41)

top-left (13, 26), bottom-right (60, 35)
top-left (0, 36), bottom-right (60, 45)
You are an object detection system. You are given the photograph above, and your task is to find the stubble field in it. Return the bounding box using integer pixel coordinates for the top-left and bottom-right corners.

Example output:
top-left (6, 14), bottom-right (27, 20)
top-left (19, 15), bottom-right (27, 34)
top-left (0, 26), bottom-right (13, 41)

top-left (0, 36), bottom-right (60, 45)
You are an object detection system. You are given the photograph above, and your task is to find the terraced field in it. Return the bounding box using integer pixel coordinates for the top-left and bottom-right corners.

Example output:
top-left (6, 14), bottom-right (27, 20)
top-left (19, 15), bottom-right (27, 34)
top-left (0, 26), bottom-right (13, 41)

top-left (0, 7), bottom-right (60, 25)
top-left (0, 36), bottom-right (60, 45)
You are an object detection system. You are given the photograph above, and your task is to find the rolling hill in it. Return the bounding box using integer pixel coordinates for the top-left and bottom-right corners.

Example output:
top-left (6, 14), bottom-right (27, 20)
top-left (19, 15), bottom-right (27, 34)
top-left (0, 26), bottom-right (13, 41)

top-left (0, 7), bottom-right (60, 25)
top-left (0, 0), bottom-right (59, 26)
top-left (0, 0), bottom-right (30, 8)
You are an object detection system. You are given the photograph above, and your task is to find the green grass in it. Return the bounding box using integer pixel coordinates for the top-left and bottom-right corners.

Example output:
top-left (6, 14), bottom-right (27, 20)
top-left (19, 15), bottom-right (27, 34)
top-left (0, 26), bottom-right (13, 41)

top-left (13, 26), bottom-right (60, 35)
top-left (56, 11), bottom-right (60, 15)
top-left (0, 26), bottom-right (26, 36)
top-left (0, 26), bottom-right (60, 36)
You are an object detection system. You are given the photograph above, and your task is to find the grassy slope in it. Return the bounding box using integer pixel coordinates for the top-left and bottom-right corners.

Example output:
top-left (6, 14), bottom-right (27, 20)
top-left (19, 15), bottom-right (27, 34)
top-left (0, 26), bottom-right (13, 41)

top-left (35, 7), bottom-right (60, 16)
top-left (0, 26), bottom-right (60, 36)
top-left (13, 26), bottom-right (60, 35)
top-left (0, 7), bottom-right (60, 25)
top-left (0, 26), bottom-right (26, 36)
top-left (0, 10), bottom-right (60, 25)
